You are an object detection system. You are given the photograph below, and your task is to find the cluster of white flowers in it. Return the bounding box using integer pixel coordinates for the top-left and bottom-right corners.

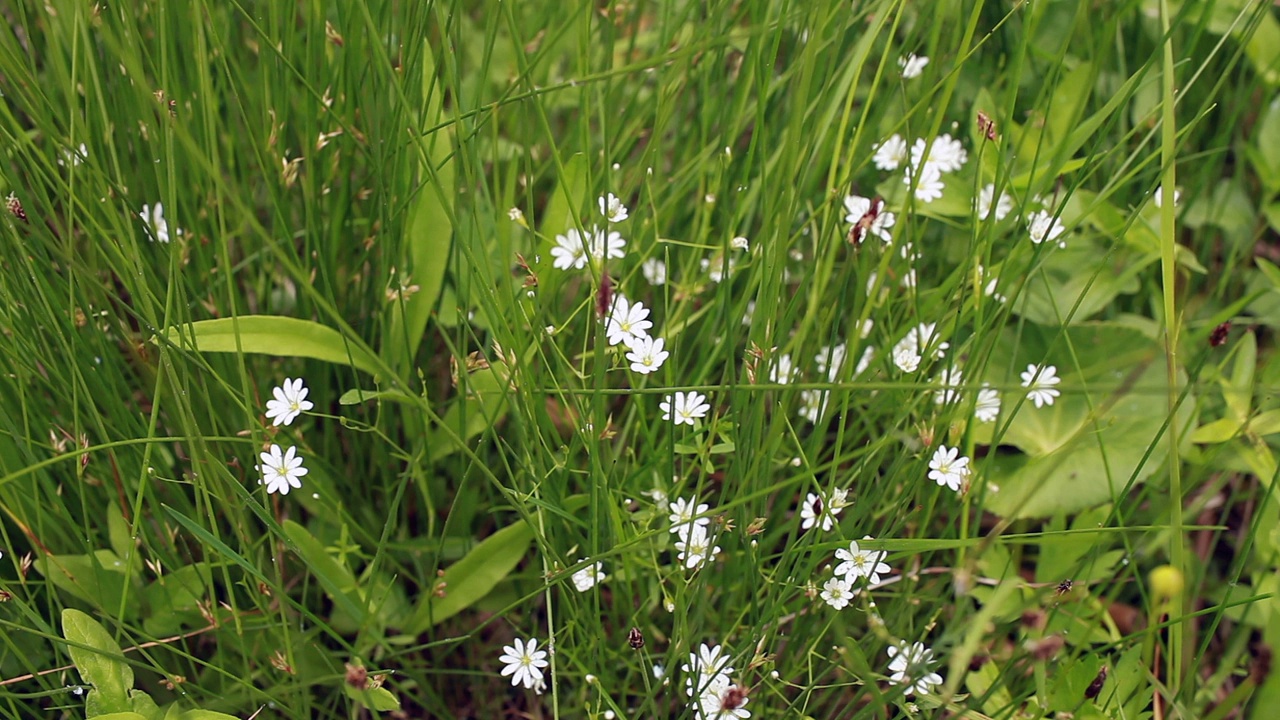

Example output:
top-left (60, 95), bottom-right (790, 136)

top-left (669, 496), bottom-right (719, 570)
top-left (799, 487), bottom-right (850, 532)
top-left (891, 322), bottom-right (948, 374)
top-left (932, 366), bottom-right (1002, 425)
top-left (822, 536), bottom-right (893, 610)
top-left (683, 643), bottom-right (749, 719)
top-left (886, 641), bottom-right (944, 696)
top-left (976, 183), bottom-right (1014, 222)
top-left (546, 195), bottom-right (678, 376)
top-left (550, 226), bottom-right (626, 270)
top-left (499, 637), bottom-right (550, 693)
top-left (257, 378), bottom-right (315, 496)
top-left (872, 132), bottom-right (967, 204)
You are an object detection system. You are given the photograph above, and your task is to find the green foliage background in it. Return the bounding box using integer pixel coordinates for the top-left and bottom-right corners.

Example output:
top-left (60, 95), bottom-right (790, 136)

top-left (0, 1), bottom-right (1278, 718)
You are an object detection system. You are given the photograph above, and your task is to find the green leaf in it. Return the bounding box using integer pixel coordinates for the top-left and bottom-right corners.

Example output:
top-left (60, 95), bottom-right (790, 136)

top-left (427, 365), bottom-right (511, 461)
top-left (406, 519), bottom-right (531, 632)
top-left (964, 656), bottom-right (1014, 717)
top-left (405, 512), bottom-right (541, 633)
top-left (1191, 417), bottom-right (1243, 444)
top-left (1257, 257), bottom-right (1280, 290)
top-left (282, 520), bottom-right (366, 624)
top-left (1250, 409), bottom-right (1280, 437)
top-left (976, 323), bottom-right (1194, 518)
top-left (1183, 179), bottom-right (1257, 253)
top-left (89, 714), bottom-right (149, 720)
top-left (383, 41), bottom-right (454, 371)
top-left (338, 387), bottom-right (420, 406)
top-left (1044, 62), bottom-right (1094, 151)
top-left (1034, 507), bottom-right (1118, 584)
top-left (1264, 201), bottom-right (1280, 234)
top-left (107, 503), bottom-right (133, 565)
top-left (35, 550), bottom-right (139, 618)
top-left (1047, 654), bottom-right (1104, 712)
top-left (62, 609), bottom-right (133, 714)
top-left (1011, 238), bottom-right (1149, 325)
top-left (343, 684), bottom-right (402, 712)
top-left (129, 690), bottom-right (163, 720)
top-left (141, 563), bottom-right (212, 636)
top-left (158, 316), bottom-right (380, 375)
top-left (180, 711), bottom-right (244, 720)
top-left (1225, 330), bottom-right (1257, 423)
top-left (1253, 95), bottom-right (1280, 191)
top-left (539, 152), bottom-right (588, 239)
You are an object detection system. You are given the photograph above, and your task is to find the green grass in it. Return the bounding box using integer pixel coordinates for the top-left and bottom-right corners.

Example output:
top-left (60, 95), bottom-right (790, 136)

top-left (1, 0), bottom-right (1279, 718)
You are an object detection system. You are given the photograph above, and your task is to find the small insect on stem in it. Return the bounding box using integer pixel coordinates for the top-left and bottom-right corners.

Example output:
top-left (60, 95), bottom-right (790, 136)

top-left (847, 196), bottom-right (884, 246)
top-left (977, 110), bottom-right (997, 141)
top-left (1084, 666), bottom-right (1108, 699)
top-left (721, 684), bottom-right (750, 710)
top-left (1056, 579), bottom-right (1073, 595)
top-left (1209, 321), bottom-right (1230, 348)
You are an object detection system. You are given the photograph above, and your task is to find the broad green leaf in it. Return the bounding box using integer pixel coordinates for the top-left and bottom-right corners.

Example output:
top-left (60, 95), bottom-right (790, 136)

top-left (1047, 654), bottom-right (1105, 713)
top-left (159, 316), bottom-right (380, 375)
top-left (383, 41), bottom-right (454, 372)
top-left (1009, 156), bottom-right (1088, 191)
top-left (107, 503), bottom-right (133, 565)
top-left (405, 519), bottom-right (532, 632)
top-left (1254, 96), bottom-right (1280, 191)
top-left (1257, 257), bottom-right (1280, 290)
top-left (1044, 63), bottom-right (1094, 151)
top-left (35, 550), bottom-right (139, 618)
top-left (1243, 10), bottom-right (1280, 86)
top-left (1012, 239), bottom-right (1148, 325)
top-left (975, 323), bottom-right (1194, 518)
top-left (1251, 409), bottom-right (1280, 437)
top-left (141, 563), bottom-right (212, 636)
top-left (1191, 417), bottom-right (1243, 444)
top-left (539, 152), bottom-right (588, 239)
top-left (282, 520), bottom-right (366, 624)
top-left (343, 684), bottom-right (402, 712)
top-left (964, 656), bottom-right (1014, 717)
top-left (1034, 507), bottom-right (1117, 584)
top-left (1264, 201), bottom-right (1280, 234)
top-left (1064, 65), bottom-right (1151, 167)
top-left (1183, 179), bottom-right (1256, 253)
top-left (130, 690), bottom-right (162, 720)
top-left (180, 711), bottom-right (243, 720)
top-left (62, 609), bottom-right (133, 714)
top-left (90, 714), bottom-right (148, 720)
top-left (427, 365), bottom-right (511, 462)
top-left (1225, 330), bottom-right (1257, 423)
top-left (1112, 644), bottom-right (1151, 718)
top-left (339, 387), bottom-right (420, 406)
top-left (403, 495), bottom-right (584, 633)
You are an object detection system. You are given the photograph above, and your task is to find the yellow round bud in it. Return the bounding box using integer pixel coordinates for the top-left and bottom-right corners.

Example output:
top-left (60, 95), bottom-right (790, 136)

top-left (1148, 564), bottom-right (1185, 601)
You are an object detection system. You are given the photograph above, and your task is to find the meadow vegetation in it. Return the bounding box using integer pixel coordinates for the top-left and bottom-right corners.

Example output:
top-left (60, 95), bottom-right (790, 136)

top-left (1, 1), bottom-right (1279, 718)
